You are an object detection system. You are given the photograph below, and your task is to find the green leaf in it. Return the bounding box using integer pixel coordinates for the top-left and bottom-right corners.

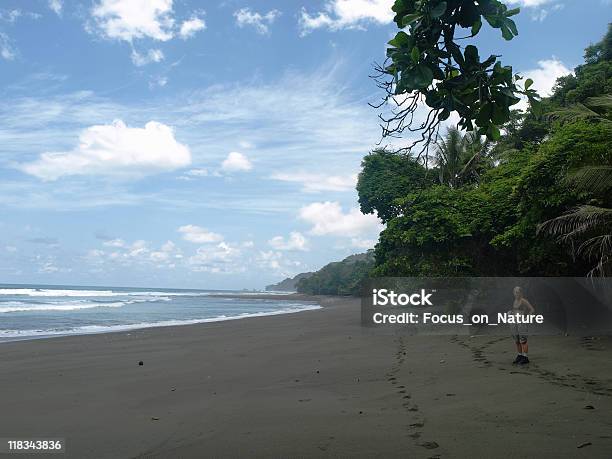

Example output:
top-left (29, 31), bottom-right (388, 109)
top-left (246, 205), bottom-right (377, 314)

top-left (500, 87), bottom-right (516, 98)
top-left (388, 31), bottom-right (410, 48)
top-left (506, 19), bottom-right (518, 37)
top-left (430, 2), bottom-right (447, 19)
top-left (412, 64), bottom-right (434, 88)
top-left (471, 18), bottom-right (482, 36)
top-left (432, 65), bottom-right (445, 81)
top-left (501, 25), bottom-right (513, 41)
top-left (486, 124), bottom-right (501, 141)
top-left (438, 108), bottom-right (450, 121)
top-left (491, 104), bottom-right (509, 124)
top-left (392, 0), bottom-right (405, 13)
top-left (505, 8), bottom-right (520, 17)
top-left (464, 45), bottom-right (479, 65)
top-left (410, 46), bottom-right (420, 63)
top-left (524, 78), bottom-right (534, 90)
top-left (530, 98), bottom-right (543, 117)
top-left (402, 13), bottom-right (422, 26)
top-left (475, 102), bottom-right (493, 127)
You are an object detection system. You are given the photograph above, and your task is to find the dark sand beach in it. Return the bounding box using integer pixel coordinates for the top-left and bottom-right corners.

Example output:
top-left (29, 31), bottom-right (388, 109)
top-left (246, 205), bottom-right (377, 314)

top-left (1, 295), bottom-right (611, 458)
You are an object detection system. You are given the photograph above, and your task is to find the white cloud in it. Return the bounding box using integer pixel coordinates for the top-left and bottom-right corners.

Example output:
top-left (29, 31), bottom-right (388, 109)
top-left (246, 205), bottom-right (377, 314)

top-left (150, 240), bottom-right (177, 262)
top-left (221, 151), bottom-right (252, 172)
top-left (88, 238), bottom-right (182, 269)
top-left (299, 0), bottom-right (393, 35)
top-left (5, 245), bottom-right (17, 252)
top-left (179, 15), bottom-right (205, 39)
top-left (350, 237), bottom-right (377, 249)
top-left (255, 250), bottom-right (302, 277)
top-left (234, 8), bottom-right (280, 34)
top-left (90, 0), bottom-right (175, 42)
top-left (238, 140), bottom-right (254, 149)
top-left (178, 224), bottom-right (224, 244)
top-left (0, 9), bottom-right (22, 23)
top-left (507, 0), bottom-right (553, 6)
top-left (507, 0), bottom-right (563, 21)
top-left (515, 58), bottom-right (572, 111)
top-left (187, 242), bottom-right (242, 273)
top-left (39, 261), bottom-right (59, 273)
top-left (0, 32), bottom-right (16, 60)
top-left (48, 0), bottom-right (63, 16)
top-left (271, 172), bottom-right (357, 193)
top-left (185, 168), bottom-right (208, 177)
top-left (131, 48), bottom-right (164, 66)
top-left (103, 238), bottom-right (126, 248)
top-left (88, 1), bottom-right (206, 65)
top-left (299, 201), bottom-right (382, 237)
top-left (19, 120), bottom-right (191, 181)
top-left (268, 231), bottom-right (308, 251)
top-left (149, 75), bottom-right (168, 89)
top-left (0, 63), bottom-right (381, 211)
top-left (523, 58), bottom-right (572, 96)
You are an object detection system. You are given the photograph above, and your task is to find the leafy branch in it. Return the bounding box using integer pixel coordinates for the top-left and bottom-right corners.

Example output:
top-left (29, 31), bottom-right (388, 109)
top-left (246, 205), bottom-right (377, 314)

top-left (373, 0), bottom-right (541, 157)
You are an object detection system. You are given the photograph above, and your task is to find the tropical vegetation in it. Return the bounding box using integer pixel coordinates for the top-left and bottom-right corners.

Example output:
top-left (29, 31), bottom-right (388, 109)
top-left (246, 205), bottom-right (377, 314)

top-left (361, 23), bottom-right (612, 278)
top-left (298, 8), bottom-right (611, 296)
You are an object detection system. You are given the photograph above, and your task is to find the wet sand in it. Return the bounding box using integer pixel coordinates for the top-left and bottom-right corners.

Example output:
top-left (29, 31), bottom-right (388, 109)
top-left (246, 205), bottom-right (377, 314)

top-left (0, 295), bottom-right (611, 458)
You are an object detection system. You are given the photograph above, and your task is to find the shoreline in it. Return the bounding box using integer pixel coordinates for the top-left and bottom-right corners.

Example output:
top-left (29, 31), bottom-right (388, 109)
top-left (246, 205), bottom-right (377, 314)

top-left (0, 292), bottom-right (324, 344)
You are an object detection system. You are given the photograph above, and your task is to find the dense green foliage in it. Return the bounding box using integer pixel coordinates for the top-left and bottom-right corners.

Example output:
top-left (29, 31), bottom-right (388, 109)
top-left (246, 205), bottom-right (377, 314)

top-left (377, 0), bottom-right (540, 153)
top-left (295, 24), bottom-right (611, 296)
top-left (296, 252), bottom-right (375, 296)
top-left (361, 25), bottom-right (612, 278)
top-left (357, 149), bottom-right (436, 223)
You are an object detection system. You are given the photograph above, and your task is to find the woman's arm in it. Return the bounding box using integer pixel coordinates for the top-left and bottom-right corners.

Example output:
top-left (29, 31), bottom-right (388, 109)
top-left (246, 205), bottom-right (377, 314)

top-left (522, 298), bottom-right (535, 314)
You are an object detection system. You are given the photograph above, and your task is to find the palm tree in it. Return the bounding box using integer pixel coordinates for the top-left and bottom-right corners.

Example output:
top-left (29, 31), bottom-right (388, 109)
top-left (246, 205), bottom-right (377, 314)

top-left (434, 127), bottom-right (491, 187)
top-left (538, 92), bottom-right (612, 276)
top-left (538, 165), bottom-right (612, 276)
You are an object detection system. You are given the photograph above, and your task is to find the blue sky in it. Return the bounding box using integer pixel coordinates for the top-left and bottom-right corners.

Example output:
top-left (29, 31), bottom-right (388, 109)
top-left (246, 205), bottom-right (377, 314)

top-left (0, 0), bottom-right (609, 289)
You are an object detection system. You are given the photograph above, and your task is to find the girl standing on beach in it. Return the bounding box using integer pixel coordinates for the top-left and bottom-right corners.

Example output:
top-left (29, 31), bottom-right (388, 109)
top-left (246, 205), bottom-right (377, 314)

top-left (510, 286), bottom-right (535, 365)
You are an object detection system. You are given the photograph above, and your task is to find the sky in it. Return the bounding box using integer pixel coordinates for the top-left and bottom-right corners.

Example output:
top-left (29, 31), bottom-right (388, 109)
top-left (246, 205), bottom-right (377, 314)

top-left (0, 0), bottom-right (609, 290)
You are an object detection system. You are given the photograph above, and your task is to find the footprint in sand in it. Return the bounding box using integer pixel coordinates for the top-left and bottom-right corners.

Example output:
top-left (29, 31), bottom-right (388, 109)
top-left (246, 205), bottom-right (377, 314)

top-left (420, 441), bottom-right (439, 449)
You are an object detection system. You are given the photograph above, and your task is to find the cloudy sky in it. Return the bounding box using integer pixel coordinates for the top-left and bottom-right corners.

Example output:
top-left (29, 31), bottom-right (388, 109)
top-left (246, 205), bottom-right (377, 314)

top-left (0, 0), bottom-right (608, 289)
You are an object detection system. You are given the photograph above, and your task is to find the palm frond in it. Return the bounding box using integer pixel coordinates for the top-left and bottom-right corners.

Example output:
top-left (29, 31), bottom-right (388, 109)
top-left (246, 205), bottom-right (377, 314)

top-left (548, 94), bottom-right (612, 124)
top-left (568, 166), bottom-right (612, 194)
top-left (539, 205), bottom-right (612, 277)
top-left (548, 103), bottom-right (603, 123)
top-left (577, 234), bottom-right (612, 260)
top-left (538, 205), bottom-right (612, 237)
top-left (584, 94), bottom-right (612, 114)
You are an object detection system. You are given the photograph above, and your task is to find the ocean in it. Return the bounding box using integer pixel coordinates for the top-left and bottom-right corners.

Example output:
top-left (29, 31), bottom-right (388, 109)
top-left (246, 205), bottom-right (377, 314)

top-left (0, 284), bottom-right (319, 342)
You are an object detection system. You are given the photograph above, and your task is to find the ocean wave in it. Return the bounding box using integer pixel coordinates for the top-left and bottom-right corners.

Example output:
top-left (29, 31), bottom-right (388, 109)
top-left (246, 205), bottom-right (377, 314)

top-left (0, 304), bottom-right (321, 339)
top-left (0, 299), bottom-right (145, 313)
top-left (0, 288), bottom-right (213, 297)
